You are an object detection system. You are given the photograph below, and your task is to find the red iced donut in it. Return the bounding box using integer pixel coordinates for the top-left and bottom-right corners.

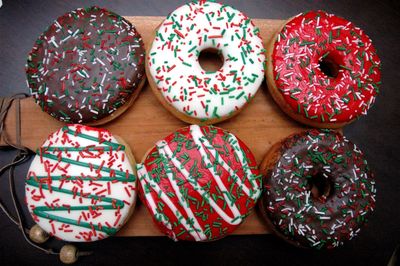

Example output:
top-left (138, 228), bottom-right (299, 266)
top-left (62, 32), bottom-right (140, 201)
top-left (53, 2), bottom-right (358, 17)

top-left (137, 125), bottom-right (261, 241)
top-left (266, 11), bottom-right (381, 128)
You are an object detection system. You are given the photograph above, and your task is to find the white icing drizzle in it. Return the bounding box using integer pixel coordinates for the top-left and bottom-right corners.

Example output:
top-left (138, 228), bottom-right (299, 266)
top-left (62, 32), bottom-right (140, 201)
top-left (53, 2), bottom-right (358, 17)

top-left (190, 125), bottom-right (261, 199)
top-left (137, 164), bottom-right (203, 241)
top-left (157, 140), bottom-right (242, 225)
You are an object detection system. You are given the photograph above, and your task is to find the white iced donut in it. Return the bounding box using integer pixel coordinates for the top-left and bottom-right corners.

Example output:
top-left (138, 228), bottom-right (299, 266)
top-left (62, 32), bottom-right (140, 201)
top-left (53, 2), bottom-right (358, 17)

top-left (25, 124), bottom-right (137, 242)
top-left (147, 1), bottom-right (265, 124)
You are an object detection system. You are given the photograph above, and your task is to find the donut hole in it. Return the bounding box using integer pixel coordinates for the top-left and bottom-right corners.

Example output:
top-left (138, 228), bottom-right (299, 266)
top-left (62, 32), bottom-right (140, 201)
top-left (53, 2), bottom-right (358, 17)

top-left (319, 54), bottom-right (340, 78)
top-left (308, 172), bottom-right (334, 202)
top-left (198, 48), bottom-right (224, 72)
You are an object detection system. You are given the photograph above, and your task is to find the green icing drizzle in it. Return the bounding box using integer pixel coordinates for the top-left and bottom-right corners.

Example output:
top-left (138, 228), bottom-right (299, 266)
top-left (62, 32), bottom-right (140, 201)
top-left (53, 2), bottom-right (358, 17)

top-left (26, 178), bottom-right (121, 235)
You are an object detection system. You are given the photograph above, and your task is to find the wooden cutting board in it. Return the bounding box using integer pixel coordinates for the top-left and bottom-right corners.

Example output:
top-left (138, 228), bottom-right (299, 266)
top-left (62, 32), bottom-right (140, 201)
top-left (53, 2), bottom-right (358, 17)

top-left (3, 16), bottom-right (312, 237)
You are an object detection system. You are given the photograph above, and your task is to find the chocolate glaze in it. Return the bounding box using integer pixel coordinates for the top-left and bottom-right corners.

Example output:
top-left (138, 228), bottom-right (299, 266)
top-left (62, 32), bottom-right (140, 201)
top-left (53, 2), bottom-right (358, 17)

top-left (261, 130), bottom-right (376, 249)
top-left (26, 6), bottom-right (145, 123)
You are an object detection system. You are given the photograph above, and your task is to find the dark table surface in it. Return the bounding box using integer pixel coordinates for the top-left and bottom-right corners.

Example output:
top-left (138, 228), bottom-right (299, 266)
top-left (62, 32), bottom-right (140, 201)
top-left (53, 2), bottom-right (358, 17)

top-left (0, 0), bottom-right (399, 265)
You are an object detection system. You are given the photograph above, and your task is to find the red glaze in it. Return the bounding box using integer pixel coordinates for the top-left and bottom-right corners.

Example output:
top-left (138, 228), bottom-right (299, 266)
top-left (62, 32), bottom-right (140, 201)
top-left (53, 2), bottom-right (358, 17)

top-left (137, 125), bottom-right (261, 241)
top-left (271, 11), bottom-right (381, 124)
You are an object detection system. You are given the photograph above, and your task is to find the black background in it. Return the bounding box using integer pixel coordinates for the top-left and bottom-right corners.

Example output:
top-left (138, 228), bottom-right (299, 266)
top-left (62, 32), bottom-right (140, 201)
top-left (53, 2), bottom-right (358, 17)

top-left (0, 0), bottom-right (399, 265)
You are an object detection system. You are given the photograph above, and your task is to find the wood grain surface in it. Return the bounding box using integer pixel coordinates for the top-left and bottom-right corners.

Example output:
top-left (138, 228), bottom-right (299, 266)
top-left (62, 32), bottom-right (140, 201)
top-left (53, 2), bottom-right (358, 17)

top-left (2, 16), bottom-right (312, 237)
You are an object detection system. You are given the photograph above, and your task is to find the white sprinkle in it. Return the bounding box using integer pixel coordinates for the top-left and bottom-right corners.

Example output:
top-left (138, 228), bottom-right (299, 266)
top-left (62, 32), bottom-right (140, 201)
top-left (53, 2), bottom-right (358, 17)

top-left (96, 58), bottom-right (105, 66)
top-left (49, 37), bottom-right (59, 48)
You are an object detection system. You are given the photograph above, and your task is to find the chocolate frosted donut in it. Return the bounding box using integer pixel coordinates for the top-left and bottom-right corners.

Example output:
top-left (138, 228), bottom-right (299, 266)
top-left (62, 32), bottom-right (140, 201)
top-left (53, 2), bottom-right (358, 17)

top-left (26, 6), bottom-right (145, 124)
top-left (259, 130), bottom-right (376, 249)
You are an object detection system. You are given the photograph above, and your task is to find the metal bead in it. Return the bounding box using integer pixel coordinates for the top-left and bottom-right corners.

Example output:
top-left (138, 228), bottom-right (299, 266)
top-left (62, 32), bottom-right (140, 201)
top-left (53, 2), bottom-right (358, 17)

top-left (29, 224), bottom-right (49, 244)
top-left (59, 244), bottom-right (78, 264)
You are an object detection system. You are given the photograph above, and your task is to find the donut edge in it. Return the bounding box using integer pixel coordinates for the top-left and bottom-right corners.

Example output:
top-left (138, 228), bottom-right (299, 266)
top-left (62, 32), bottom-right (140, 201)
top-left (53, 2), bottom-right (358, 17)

top-left (109, 135), bottom-right (139, 232)
top-left (258, 134), bottom-right (308, 248)
top-left (87, 76), bottom-right (147, 126)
